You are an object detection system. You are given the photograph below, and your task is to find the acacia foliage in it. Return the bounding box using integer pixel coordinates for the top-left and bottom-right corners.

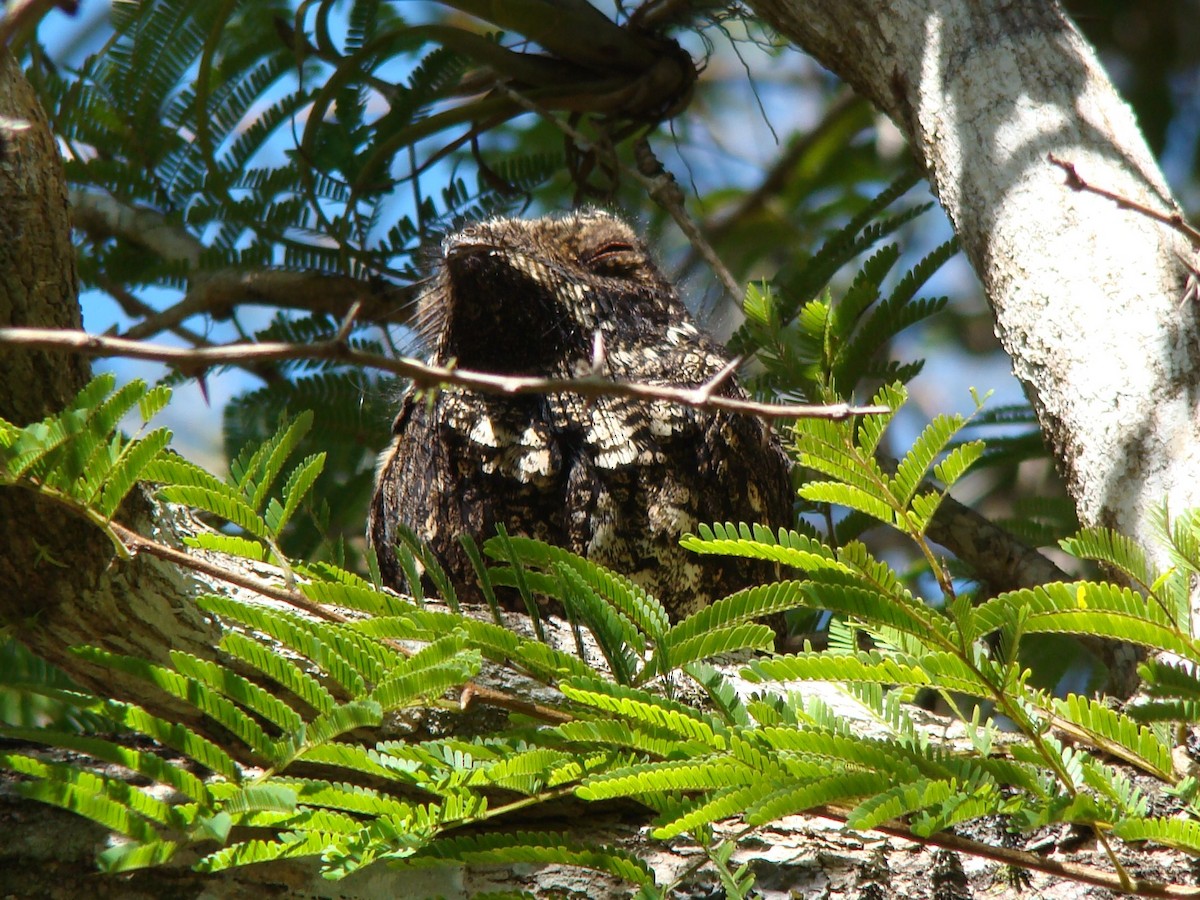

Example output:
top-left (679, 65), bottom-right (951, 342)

top-left (2, 366), bottom-right (1199, 894)
top-left (7, 1), bottom-right (1199, 895)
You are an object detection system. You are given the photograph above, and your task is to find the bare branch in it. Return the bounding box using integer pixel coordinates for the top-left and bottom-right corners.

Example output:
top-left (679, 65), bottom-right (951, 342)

top-left (120, 270), bottom-right (410, 341)
top-left (1047, 153), bottom-right (1200, 248)
top-left (70, 189), bottom-right (203, 267)
top-left (814, 805), bottom-right (1200, 900)
top-left (69, 191), bottom-right (414, 341)
top-left (0, 326), bottom-right (886, 420)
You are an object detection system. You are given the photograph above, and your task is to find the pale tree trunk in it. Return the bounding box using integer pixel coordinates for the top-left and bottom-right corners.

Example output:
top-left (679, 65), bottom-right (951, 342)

top-left (747, 0), bottom-right (1200, 570)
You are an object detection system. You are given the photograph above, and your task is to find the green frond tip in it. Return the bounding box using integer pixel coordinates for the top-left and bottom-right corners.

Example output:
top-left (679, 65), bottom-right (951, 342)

top-left (1060, 526), bottom-right (1157, 590)
top-left (744, 651), bottom-right (931, 689)
top-left (559, 677), bottom-right (724, 746)
top-left (98, 840), bottom-right (181, 873)
top-left (663, 580), bottom-right (810, 649)
top-left (1112, 817), bottom-right (1200, 854)
top-left (1053, 694), bottom-right (1174, 780)
top-left (681, 522), bottom-right (841, 573)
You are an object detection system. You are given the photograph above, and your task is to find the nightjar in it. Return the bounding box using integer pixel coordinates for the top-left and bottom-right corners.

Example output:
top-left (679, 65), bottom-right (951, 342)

top-left (369, 210), bottom-right (793, 621)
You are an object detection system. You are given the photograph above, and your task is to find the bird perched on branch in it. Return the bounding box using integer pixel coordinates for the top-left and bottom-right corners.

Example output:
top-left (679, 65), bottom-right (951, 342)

top-left (369, 210), bottom-right (793, 621)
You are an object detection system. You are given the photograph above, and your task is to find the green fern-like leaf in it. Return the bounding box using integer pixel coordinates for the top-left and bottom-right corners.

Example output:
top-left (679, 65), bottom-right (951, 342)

top-left (553, 562), bottom-right (642, 684)
top-left (97, 427), bottom-right (173, 516)
top-left (218, 630), bottom-right (336, 715)
top-left (559, 677), bottom-right (725, 746)
top-left (299, 578), bottom-right (410, 618)
top-left (196, 831), bottom-right (347, 872)
top-left (746, 771), bottom-right (896, 826)
top-left (665, 581), bottom-right (807, 650)
top-left (744, 651), bottom-right (930, 689)
top-left (1060, 526), bottom-right (1159, 595)
top-left (0, 753), bottom-right (170, 841)
top-left (87, 696), bottom-right (240, 781)
top-left (578, 758), bottom-right (758, 801)
top-left (73, 647), bottom-right (283, 763)
top-left (198, 595), bottom-right (368, 694)
top-left (168, 650), bottom-right (304, 734)
top-left (97, 839), bottom-right (182, 874)
top-left (369, 636), bottom-right (481, 711)
top-left (183, 531), bottom-right (267, 561)
top-left (352, 609), bottom-right (595, 682)
top-left (1112, 816), bottom-right (1200, 854)
top-left (767, 169), bottom-right (924, 329)
top-left (891, 413), bottom-right (969, 506)
top-left (1053, 694), bottom-right (1175, 780)
top-left (800, 481), bottom-right (894, 525)
top-left (975, 582), bottom-right (1198, 660)
top-left (269, 452), bottom-right (326, 533)
top-left (485, 535), bottom-right (671, 641)
top-left (652, 623), bottom-right (775, 679)
top-left (156, 483), bottom-right (269, 538)
top-left (0, 726), bottom-right (209, 803)
top-left (554, 719), bottom-right (713, 760)
top-left (297, 700), bottom-right (385, 750)
top-left (680, 522), bottom-right (843, 573)
top-left (798, 580), bottom-right (952, 648)
top-left (653, 783), bottom-right (777, 839)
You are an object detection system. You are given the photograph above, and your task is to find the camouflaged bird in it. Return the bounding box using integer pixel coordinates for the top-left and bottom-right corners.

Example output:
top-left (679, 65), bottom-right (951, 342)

top-left (369, 210), bottom-right (793, 621)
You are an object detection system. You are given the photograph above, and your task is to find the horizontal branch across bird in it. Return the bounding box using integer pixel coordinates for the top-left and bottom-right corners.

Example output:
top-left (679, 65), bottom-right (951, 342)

top-left (0, 326), bottom-right (887, 421)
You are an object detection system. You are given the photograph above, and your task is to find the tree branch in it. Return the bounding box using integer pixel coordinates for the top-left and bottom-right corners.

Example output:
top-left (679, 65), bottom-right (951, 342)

top-left (0, 327), bottom-right (885, 420)
top-left (69, 190), bottom-right (415, 341)
top-left (120, 269), bottom-right (410, 341)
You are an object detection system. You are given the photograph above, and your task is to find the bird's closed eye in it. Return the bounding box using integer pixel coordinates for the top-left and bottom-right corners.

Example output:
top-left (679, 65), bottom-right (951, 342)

top-left (583, 241), bottom-right (637, 269)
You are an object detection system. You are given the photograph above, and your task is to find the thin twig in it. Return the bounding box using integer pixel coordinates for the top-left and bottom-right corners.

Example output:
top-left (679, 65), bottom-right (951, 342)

top-left (119, 270), bottom-right (409, 342)
top-left (110, 521), bottom-right (350, 624)
top-left (0, 327), bottom-right (887, 420)
top-left (69, 192), bottom-right (412, 340)
top-left (1047, 153), bottom-right (1200, 248)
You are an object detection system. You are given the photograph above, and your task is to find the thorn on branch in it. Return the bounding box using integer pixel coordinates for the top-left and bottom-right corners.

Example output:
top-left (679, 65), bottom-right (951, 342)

top-left (690, 355), bottom-right (741, 405)
top-left (336, 300), bottom-right (364, 343)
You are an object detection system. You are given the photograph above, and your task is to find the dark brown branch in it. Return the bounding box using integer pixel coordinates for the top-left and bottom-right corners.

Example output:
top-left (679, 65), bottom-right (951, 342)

top-left (924, 494), bottom-right (1069, 590)
top-left (815, 806), bottom-right (1200, 899)
top-left (69, 191), bottom-right (414, 341)
top-left (0, 0), bottom-right (75, 48)
top-left (0, 326), bottom-right (885, 420)
top-left (120, 270), bottom-right (410, 341)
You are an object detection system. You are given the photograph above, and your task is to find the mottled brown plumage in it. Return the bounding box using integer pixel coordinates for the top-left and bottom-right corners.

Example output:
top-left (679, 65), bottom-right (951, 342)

top-left (369, 210), bottom-right (792, 620)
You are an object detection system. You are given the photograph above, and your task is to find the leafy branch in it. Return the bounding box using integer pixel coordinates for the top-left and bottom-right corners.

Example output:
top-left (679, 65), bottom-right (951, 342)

top-left (3, 374), bottom-right (1200, 896)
